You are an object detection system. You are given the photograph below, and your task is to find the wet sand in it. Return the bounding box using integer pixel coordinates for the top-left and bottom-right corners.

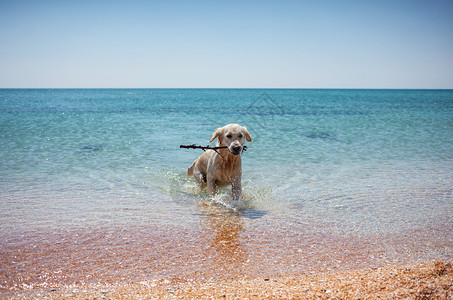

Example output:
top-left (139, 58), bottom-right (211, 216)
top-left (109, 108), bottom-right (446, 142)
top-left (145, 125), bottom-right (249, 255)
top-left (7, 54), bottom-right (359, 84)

top-left (1, 205), bottom-right (452, 298)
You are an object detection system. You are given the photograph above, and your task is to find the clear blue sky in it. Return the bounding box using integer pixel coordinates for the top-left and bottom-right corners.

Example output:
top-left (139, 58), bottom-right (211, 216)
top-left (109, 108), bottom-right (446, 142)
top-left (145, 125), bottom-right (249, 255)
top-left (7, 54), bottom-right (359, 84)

top-left (1, 0), bottom-right (452, 88)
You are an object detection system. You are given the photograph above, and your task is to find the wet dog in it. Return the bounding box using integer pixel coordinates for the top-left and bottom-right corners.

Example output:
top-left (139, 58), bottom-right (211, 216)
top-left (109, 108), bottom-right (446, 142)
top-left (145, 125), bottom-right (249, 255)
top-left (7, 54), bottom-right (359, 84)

top-left (188, 124), bottom-right (251, 200)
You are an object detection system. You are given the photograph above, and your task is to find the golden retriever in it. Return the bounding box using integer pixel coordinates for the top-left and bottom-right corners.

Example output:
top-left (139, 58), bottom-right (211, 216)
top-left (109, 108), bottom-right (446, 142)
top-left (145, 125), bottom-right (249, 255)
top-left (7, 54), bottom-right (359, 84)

top-left (188, 124), bottom-right (252, 200)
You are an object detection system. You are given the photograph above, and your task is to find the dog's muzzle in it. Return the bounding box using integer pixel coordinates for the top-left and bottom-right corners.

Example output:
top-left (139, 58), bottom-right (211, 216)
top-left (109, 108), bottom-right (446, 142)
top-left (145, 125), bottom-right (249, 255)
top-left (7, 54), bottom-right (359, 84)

top-left (230, 145), bottom-right (242, 156)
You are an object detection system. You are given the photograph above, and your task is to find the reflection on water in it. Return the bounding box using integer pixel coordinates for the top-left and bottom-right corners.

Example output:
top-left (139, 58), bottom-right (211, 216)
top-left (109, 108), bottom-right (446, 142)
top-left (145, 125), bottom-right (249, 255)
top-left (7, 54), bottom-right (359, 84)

top-left (1, 212), bottom-right (451, 290)
top-left (198, 203), bottom-right (247, 278)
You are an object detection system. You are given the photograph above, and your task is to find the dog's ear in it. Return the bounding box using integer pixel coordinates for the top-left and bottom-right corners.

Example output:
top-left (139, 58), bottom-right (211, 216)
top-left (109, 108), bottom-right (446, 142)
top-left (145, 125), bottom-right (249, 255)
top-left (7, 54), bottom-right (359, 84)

top-left (209, 127), bottom-right (223, 143)
top-left (243, 127), bottom-right (252, 142)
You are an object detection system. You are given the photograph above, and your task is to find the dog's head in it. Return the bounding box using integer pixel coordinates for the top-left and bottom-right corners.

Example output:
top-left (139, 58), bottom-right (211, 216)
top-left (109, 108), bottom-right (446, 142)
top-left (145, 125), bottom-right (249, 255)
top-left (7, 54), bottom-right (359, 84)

top-left (209, 124), bottom-right (252, 156)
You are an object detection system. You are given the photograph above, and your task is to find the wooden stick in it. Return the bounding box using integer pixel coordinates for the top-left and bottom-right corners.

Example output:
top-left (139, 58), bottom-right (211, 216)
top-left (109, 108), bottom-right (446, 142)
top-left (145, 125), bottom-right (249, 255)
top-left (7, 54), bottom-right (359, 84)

top-left (180, 144), bottom-right (247, 152)
top-left (180, 144), bottom-right (227, 150)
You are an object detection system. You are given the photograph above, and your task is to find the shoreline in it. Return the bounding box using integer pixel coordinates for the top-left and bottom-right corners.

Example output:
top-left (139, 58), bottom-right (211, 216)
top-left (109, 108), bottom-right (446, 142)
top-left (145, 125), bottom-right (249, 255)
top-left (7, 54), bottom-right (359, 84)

top-left (2, 261), bottom-right (452, 299)
top-left (2, 217), bottom-right (452, 298)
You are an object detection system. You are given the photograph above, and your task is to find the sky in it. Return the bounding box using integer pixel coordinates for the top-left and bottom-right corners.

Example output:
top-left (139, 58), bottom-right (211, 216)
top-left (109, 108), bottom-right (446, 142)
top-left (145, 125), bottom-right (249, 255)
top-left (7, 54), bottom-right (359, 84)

top-left (1, 0), bottom-right (452, 88)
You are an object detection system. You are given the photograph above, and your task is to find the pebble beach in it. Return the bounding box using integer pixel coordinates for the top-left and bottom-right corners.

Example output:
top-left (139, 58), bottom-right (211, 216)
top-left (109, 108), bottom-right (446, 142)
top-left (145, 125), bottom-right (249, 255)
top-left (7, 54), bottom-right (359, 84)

top-left (1, 214), bottom-right (452, 299)
top-left (2, 261), bottom-right (452, 299)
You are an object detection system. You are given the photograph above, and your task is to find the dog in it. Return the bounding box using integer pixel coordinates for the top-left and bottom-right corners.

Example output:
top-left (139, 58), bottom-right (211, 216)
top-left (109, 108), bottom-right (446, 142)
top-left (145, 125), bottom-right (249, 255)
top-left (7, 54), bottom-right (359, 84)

top-left (187, 124), bottom-right (251, 201)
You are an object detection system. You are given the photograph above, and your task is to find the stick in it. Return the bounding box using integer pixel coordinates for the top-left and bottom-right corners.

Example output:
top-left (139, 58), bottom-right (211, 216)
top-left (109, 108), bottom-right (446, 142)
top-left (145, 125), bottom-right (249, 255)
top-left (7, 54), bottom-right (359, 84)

top-left (180, 144), bottom-right (227, 150)
top-left (180, 144), bottom-right (247, 152)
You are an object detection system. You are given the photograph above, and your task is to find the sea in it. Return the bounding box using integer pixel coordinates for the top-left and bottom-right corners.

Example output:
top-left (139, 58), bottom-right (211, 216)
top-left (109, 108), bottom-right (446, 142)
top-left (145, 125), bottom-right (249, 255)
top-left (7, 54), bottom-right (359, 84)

top-left (1, 89), bottom-right (452, 286)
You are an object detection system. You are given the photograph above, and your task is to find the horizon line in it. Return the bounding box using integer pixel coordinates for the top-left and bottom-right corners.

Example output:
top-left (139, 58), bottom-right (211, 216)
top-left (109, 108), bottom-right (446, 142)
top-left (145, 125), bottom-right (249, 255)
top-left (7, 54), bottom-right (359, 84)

top-left (1, 87), bottom-right (453, 90)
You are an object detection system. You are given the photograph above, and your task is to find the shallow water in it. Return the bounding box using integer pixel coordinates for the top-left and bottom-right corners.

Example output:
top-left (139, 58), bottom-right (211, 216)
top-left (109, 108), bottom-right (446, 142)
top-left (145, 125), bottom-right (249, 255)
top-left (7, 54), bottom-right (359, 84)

top-left (1, 89), bottom-right (452, 287)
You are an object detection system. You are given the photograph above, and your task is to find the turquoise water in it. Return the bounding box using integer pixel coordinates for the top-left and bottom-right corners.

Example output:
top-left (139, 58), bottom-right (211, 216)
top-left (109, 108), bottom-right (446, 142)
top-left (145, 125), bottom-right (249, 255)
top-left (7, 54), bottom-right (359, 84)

top-left (1, 89), bottom-right (452, 235)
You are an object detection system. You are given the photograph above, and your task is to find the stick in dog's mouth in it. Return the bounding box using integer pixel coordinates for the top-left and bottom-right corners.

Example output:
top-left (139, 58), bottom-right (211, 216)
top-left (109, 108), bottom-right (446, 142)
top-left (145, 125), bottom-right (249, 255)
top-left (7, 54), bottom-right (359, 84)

top-left (180, 144), bottom-right (247, 152)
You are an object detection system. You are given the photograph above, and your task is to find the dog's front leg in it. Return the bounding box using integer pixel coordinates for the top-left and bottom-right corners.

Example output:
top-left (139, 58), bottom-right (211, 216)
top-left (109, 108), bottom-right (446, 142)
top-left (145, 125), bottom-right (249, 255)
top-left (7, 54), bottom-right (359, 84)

top-left (231, 178), bottom-right (241, 201)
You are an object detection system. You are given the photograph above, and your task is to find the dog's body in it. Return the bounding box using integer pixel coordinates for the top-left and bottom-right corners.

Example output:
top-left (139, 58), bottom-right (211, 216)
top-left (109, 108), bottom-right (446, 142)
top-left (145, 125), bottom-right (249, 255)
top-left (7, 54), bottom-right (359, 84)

top-left (188, 124), bottom-right (251, 200)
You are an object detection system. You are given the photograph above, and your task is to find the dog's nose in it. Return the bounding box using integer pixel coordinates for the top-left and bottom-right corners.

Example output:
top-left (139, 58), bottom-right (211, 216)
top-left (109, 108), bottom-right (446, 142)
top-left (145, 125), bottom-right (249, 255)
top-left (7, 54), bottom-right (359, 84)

top-left (233, 145), bottom-right (241, 152)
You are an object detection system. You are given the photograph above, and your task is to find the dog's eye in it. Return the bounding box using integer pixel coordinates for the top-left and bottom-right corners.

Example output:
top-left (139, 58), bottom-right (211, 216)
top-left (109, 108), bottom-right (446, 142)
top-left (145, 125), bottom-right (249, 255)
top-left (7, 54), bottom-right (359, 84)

top-left (238, 134), bottom-right (243, 138)
top-left (226, 134), bottom-right (232, 139)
